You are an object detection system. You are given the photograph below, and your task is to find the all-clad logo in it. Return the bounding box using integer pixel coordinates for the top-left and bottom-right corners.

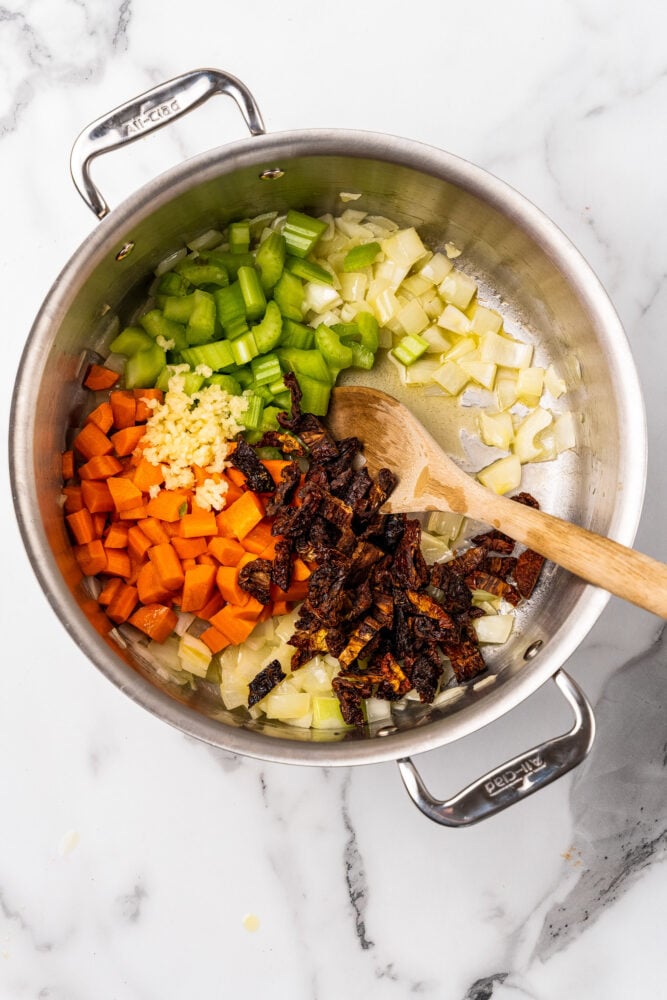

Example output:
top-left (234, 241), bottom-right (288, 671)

top-left (485, 754), bottom-right (545, 796)
top-left (126, 99), bottom-right (180, 135)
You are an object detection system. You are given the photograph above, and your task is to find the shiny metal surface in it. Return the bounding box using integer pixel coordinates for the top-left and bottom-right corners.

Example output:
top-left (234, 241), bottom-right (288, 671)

top-left (397, 670), bottom-right (595, 826)
top-left (10, 123), bottom-right (647, 768)
top-left (70, 68), bottom-right (265, 219)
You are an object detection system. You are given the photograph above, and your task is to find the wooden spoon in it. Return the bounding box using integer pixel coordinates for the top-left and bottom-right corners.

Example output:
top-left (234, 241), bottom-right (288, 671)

top-left (327, 385), bottom-right (667, 618)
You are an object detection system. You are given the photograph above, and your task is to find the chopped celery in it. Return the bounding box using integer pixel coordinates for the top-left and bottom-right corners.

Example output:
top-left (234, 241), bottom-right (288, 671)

top-left (285, 256), bottom-right (334, 285)
top-left (231, 331), bottom-right (259, 366)
top-left (163, 294), bottom-right (196, 324)
top-left (124, 343), bottom-right (166, 389)
top-left (241, 393), bottom-right (263, 429)
top-left (273, 271), bottom-right (304, 321)
top-left (157, 271), bottom-right (188, 296)
top-left (180, 339), bottom-right (235, 371)
top-left (201, 250), bottom-right (255, 279)
top-left (178, 263), bottom-right (229, 288)
top-left (280, 319), bottom-right (314, 349)
top-left (237, 265), bottom-right (267, 321)
top-left (392, 333), bottom-right (429, 366)
top-left (294, 372), bottom-right (331, 416)
top-left (342, 241), bottom-right (381, 271)
top-left (314, 325), bottom-right (353, 370)
top-left (356, 311), bottom-right (379, 353)
top-left (205, 373), bottom-right (241, 394)
top-left (228, 220), bottom-right (250, 254)
top-left (349, 342), bottom-right (375, 370)
top-left (283, 210), bottom-right (328, 258)
top-left (254, 231), bottom-right (286, 291)
top-left (277, 347), bottom-right (333, 384)
top-left (181, 371), bottom-right (206, 395)
top-left (260, 405), bottom-right (282, 432)
top-left (139, 311), bottom-right (188, 351)
top-left (185, 290), bottom-right (217, 346)
top-left (214, 284), bottom-right (248, 340)
top-left (252, 300), bottom-right (283, 353)
top-left (251, 352), bottom-right (282, 386)
top-left (109, 326), bottom-right (155, 356)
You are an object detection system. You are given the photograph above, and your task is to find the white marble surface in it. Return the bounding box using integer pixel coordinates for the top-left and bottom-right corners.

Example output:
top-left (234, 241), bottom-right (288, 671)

top-left (2, 1), bottom-right (667, 997)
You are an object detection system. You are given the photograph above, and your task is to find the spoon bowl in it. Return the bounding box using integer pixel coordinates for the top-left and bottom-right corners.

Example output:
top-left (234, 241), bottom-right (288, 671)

top-left (328, 385), bottom-right (667, 618)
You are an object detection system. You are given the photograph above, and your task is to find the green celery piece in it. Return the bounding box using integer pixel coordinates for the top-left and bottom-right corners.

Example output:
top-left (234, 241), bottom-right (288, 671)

top-left (285, 256), bottom-right (334, 285)
top-left (342, 241), bottom-right (381, 271)
top-left (214, 283), bottom-right (249, 340)
top-left (180, 339), bottom-right (235, 371)
top-left (205, 373), bottom-right (241, 394)
top-left (294, 372), bottom-right (331, 416)
top-left (231, 331), bottom-right (259, 366)
top-left (315, 324), bottom-right (354, 370)
top-left (201, 250), bottom-right (255, 279)
top-left (260, 405), bottom-right (282, 432)
top-left (273, 271), bottom-right (304, 321)
top-left (139, 310), bottom-right (188, 351)
top-left (349, 341), bottom-right (375, 370)
top-left (283, 210), bottom-right (328, 258)
top-left (229, 366), bottom-right (254, 389)
top-left (237, 265), bottom-right (267, 321)
top-left (252, 300), bottom-right (283, 354)
top-left (356, 311), bottom-right (379, 353)
top-left (272, 390), bottom-right (292, 411)
top-left (277, 347), bottom-right (333, 385)
top-left (163, 294), bottom-right (196, 324)
top-left (228, 220), bottom-right (250, 254)
top-left (392, 333), bottom-right (429, 366)
top-left (240, 393), bottom-right (263, 430)
top-left (255, 231), bottom-right (286, 291)
top-left (157, 271), bottom-right (188, 296)
top-left (249, 381), bottom-right (274, 403)
top-left (155, 365), bottom-right (177, 392)
top-left (109, 326), bottom-right (154, 356)
top-left (251, 352), bottom-right (282, 387)
top-left (280, 319), bottom-right (314, 349)
top-left (248, 211), bottom-right (278, 240)
top-left (178, 263), bottom-right (229, 288)
top-left (267, 375), bottom-right (288, 396)
top-left (181, 372), bottom-right (206, 395)
top-left (124, 343), bottom-right (166, 389)
top-left (186, 290), bottom-right (218, 346)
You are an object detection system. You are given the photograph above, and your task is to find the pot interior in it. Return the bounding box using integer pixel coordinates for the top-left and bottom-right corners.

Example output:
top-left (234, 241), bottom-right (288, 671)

top-left (12, 132), bottom-right (644, 762)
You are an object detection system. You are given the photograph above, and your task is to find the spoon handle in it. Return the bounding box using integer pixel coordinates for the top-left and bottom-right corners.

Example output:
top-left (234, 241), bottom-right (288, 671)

top-left (469, 491), bottom-right (667, 618)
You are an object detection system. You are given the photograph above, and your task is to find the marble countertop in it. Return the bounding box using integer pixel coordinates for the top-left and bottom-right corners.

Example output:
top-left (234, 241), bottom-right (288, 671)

top-left (2, 1), bottom-right (666, 997)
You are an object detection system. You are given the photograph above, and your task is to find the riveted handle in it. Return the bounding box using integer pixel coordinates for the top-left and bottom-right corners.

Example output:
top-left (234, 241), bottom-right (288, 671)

top-left (70, 68), bottom-right (265, 220)
top-left (398, 670), bottom-right (595, 827)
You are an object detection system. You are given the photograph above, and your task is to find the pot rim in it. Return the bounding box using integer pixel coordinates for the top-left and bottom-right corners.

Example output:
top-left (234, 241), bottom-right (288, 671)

top-left (10, 127), bottom-right (647, 766)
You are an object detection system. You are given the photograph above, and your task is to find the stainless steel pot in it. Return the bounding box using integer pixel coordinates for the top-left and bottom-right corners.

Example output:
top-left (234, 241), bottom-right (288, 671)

top-left (9, 69), bottom-right (647, 826)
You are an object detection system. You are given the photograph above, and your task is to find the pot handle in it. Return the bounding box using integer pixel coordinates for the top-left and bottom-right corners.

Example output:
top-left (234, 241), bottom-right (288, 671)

top-left (70, 68), bottom-right (265, 220)
top-left (397, 669), bottom-right (595, 827)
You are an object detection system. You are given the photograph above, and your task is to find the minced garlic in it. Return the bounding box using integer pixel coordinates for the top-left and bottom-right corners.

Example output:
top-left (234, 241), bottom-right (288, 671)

top-left (140, 374), bottom-right (248, 508)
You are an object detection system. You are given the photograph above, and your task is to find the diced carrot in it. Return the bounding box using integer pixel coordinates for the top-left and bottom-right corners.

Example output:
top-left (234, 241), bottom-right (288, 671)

top-left (257, 538), bottom-right (279, 560)
top-left (98, 577), bottom-right (124, 606)
top-left (126, 552), bottom-right (145, 586)
top-left (197, 592), bottom-right (225, 621)
top-left (196, 553), bottom-right (218, 568)
top-left (237, 551), bottom-right (257, 571)
top-left (104, 548), bottom-right (132, 578)
top-left (128, 603), bottom-right (178, 643)
top-left (146, 490), bottom-right (188, 522)
top-left (200, 626), bottom-right (230, 654)
top-left (179, 509), bottom-right (217, 538)
top-left (219, 473), bottom-right (244, 505)
top-left (62, 485), bottom-right (83, 513)
top-left (209, 605), bottom-right (258, 645)
top-left (106, 583), bottom-right (138, 624)
top-left (85, 401), bottom-right (114, 434)
top-left (105, 523), bottom-right (129, 549)
top-left (181, 557), bottom-right (197, 572)
top-left (241, 519), bottom-right (275, 554)
top-left (136, 562), bottom-right (172, 605)
top-left (260, 459), bottom-right (292, 486)
top-left (91, 512), bottom-right (107, 537)
top-left (181, 564), bottom-right (217, 613)
top-left (66, 508), bottom-right (95, 545)
top-left (133, 387), bottom-right (164, 422)
top-left (216, 490), bottom-right (265, 541)
top-left (272, 600), bottom-right (290, 617)
top-left (235, 596), bottom-right (264, 621)
top-left (118, 503), bottom-right (148, 520)
top-left (207, 536), bottom-right (246, 566)
top-left (107, 476), bottom-right (144, 513)
top-left (172, 536), bottom-right (208, 559)
top-left (109, 390), bottom-right (137, 430)
top-left (81, 479), bottom-right (115, 513)
top-left (61, 450), bottom-right (75, 481)
top-left (148, 542), bottom-right (184, 591)
top-left (73, 422), bottom-right (114, 460)
top-left (73, 539), bottom-right (108, 576)
top-left (110, 425), bottom-right (146, 457)
top-left (127, 524), bottom-right (152, 560)
top-left (78, 455), bottom-right (124, 480)
top-left (215, 565), bottom-right (249, 606)
top-left (84, 364), bottom-right (120, 391)
top-left (139, 517), bottom-right (171, 545)
top-left (226, 468), bottom-right (247, 488)
top-left (292, 558), bottom-right (312, 581)
top-left (132, 457), bottom-right (164, 493)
